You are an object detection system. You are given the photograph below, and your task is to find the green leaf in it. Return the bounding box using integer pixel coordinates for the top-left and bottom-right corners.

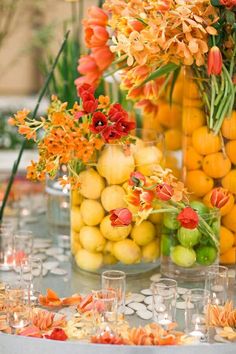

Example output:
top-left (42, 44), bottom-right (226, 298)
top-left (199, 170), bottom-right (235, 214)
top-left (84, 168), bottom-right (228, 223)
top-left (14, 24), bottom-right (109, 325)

top-left (139, 63), bottom-right (180, 87)
top-left (210, 0), bottom-right (221, 6)
top-left (169, 67), bottom-right (181, 106)
top-left (225, 10), bottom-right (235, 24)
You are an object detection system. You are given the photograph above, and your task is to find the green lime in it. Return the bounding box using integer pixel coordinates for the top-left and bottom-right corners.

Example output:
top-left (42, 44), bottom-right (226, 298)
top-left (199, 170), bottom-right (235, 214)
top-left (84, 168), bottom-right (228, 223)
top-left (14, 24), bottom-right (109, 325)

top-left (177, 227), bottom-right (201, 248)
top-left (171, 245), bottom-right (196, 268)
top-left (211, 220), bottom-right (220, 236)
top-left (163, 213), bottom-right (180, 230)
top-left (196, 246), bottom-right (217, 266)
top-left (161, 234), bottom-right (172, 256)
top-left (190, 201), bottom-right (209, 215)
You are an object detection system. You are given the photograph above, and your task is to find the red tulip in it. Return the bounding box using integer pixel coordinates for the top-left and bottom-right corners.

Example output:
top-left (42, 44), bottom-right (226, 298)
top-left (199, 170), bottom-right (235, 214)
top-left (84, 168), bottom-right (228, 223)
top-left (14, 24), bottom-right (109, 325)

top-left (207, 46), bottom-right (223, 76)
top-left (77, 83), bottom-right (95, 97)
top-left (92, 46), bottom-right (114, 71)
top-left (110, 208), bottom-right (132, 226)
top-left (86, 6), bottom-right (108, 27)
top-left (177, 207), bottom-right (199, 229)
top-left (89, 112), bottom-right (108, 134)
top-left (85, 25), bottom-right (109, 48)
top-left (219, 0), bottom-right (236, 9)
top-left (156, 183), bottom-right (174, 201)
top-left (44, 328), bottom-right (68, 341)
top-left (81, 92), bottom-right (98, 113)
top-left (210, 187), bottom-right (230, 209)
top-left (128, 171), bottom-right (146, 187)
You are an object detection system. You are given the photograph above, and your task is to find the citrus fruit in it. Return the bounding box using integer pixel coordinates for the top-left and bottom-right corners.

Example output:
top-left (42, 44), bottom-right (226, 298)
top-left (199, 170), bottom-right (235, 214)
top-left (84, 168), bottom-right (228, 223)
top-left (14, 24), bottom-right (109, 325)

top-left (202, 152), bottom-right (231, 179)
top-left (156, 102), bottom-right (182, 128)
top-left (203, 190), bottom-right (234, 216)
top-left (183, 97), bottom-right (203, 108)
top-left (190, 200), bottom-right (209, 215)
top-left (101, 185), bottom-right (126, 211)
top-left (71, 238), bottom-right (82, 255)
top-left (163, 213), bottom-right (180, 230)
top-left (71, 207), bottom-right (85, 232)
top-left (182, 107), bottom-right (205, 135)
top-left (222, 205), bottom-right (236, 232)
top-left (186, 170), bottom-right (214, 197)
top-left (79, 226), bottom-right (106, 252)
top-left (71, 191), bottom-right (83, 206)
top-left (134, 146), bottom-right (163, 176)
top-left (184, 146), bottom-right (203, 170)
top-left (177, 227), bottom-right (201, 247)
top-left (100, 215), bottom-right (131, 241)
top-left (164, 129), bottom-right (182, 151)
top-left (225, 140), bottom-right (236, 165)
top-left (184, 80), bottom-right (200, 99)
top-left (192, 126), bottom-right (221, 155)
top-left (220, 226), bottom-right (234, 254)
top-left (221, 111), bottom-right (236, 140)
top-left (97, 145), bottom-right (135, 185)
top-left (142, 239), bottom-right (160, 262)
top-left (166, 80), bottom-right (184, 104)
top-left (171, 245), bottom-right (196, 267)
top-left (220, 247), bottom-right (236, 264)
top-left (148, 206), bottom-right (162, 224)
top-left (79, 168), bottom-right (105, 199)
top-left (113, 239), bottom-right (141, 264)
top-left (75, 249), bottom-right (103, 272)
top-left (222, 170), bottom-right (236, 194)
top-left (103, 240), bottom-right (114, 254)
top-left (80, 199), bottom-right (105, 226)
top-left (131, 220), bottom-right (156, 246)
top-left (196, 246), bottom-right (217, 266)
top-left (103, 253), bottom-right (117, 265)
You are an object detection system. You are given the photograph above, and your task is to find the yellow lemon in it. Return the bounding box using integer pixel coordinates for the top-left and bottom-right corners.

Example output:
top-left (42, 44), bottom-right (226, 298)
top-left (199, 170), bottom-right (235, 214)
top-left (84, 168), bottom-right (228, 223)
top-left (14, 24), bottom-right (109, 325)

top-left (97, 145), bottom-right (135, 185)
top-left (142, 239), bottom-right (160, 263)
top-left (103, 240), bottom-right (115, 254)
top-left (79, 168), bottom-right (105, 199)
top-left (71, 229), bottom-right (80, 242)
top-left (79, 226), bottom-right (106, 252)
top-left (103, 253), bottom-right (118, 265)
top-left (71, 206), bottom-right (85, 232)
top-left (131, 221), bottom-right (156, 246)
top-left (148, 203), bottom-right (163, 224)
top-left (113, 239), bottom-right (141, 264)
top-left (71, 238), bottom-right (82, 255)
top-left (80, 199), bottom-right (105, 226)
top-left (71, 190), bottom-right (83, 206)
top-left (75, 249), bottom-right (103, 272)
top-left (101, 185), bottom-right (126, 211)
top-left (100, 215), bottom-right (131, 241)
top-left (134, 146), bottom-right (163, 176)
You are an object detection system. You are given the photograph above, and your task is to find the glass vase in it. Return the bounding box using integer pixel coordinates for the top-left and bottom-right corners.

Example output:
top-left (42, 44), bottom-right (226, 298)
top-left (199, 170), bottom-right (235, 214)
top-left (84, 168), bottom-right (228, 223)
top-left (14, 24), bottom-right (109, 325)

top-left (160, 210), bottom-right (220, 282)
top-left (70, 129), bottom-right (165, 275)
top-left (182, 69), bottom-right (236, 266)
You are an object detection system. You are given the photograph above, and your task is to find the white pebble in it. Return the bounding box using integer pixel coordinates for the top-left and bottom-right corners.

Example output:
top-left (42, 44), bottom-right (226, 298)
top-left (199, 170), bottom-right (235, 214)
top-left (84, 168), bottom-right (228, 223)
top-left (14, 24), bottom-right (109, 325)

top-left (32, 269), bottom-right (41, 277)
top-left (228, 269), bottom-right (235, 279)
top-left (43, 261), bottom-right (59, 270)
top-left (54, 254), bottom-right (69, 262)
top-left (176, 301), bottom-right (194, 310)
top-left (42, 269), bottom-right (48, 277)
top-left (124, 307), bottom-right (135, 316)
top-left (50, 268), bottom-right (68, 276)
top-left (141, 288), bottom-right (152, 296)
top-left (128, 302), bottom-right (147, 312)
top-left (126, 293), bottom-right (145, 304)
top-left (154, 304), bottom-right (166, 313)
top-left (46, 248), bottom-right (64, 256)
top-left (150, 273), bottom-right (161, 282)
top-left (137, 310), bottom-right (153, 320)
top-left (144, 296), bottom-right (153, 305)
top-left (35, 253), bottom-right (47, 261)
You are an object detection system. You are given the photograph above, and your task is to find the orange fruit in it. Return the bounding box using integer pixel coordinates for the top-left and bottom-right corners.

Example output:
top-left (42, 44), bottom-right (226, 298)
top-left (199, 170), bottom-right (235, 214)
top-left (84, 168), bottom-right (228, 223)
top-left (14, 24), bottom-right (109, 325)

top-left (202, 152), bottom-right (231, 179)
top-left (221, 111), bottom-right (236, 140)
top-left (222, 204), bottom-right (236, 232)
top-left (183, 97), bottom-right (203, 108)
top-left (222, 169), bottom-right (236, 194)
top-left (234, 233), bottom-right (236, 246)
top-left (220, 226), bottom-right (234, 254)
top-left (220, 247), bottom-right (236, 265)
top-left (143, 114), bottom-right (163, 133)
top-left (225, 140), bottom-right (236, 165)
top-left (166, 81), bottom-right (184, 105)
top-left (203, 190), bottom-right (234, 216)
top-left (184, 80), bottom-right (200, 99)
top-left (186, 170), bottom-right (214, 197)
top-left (182, 107), bottom-right (205, 135)
top-left (165, 129), bottom-right (182, 151)
top-left (157, 102), bottom-right (182, 129)
top-left (184, 145), bottom-right (203, 170)
top-left (192, 126), bottom-right (221, 155)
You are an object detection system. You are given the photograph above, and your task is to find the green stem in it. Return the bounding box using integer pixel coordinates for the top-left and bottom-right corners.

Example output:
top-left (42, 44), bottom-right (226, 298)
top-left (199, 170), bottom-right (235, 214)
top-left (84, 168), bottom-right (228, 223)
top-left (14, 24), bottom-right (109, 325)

top-left (0, 31), bottom-right (70, 222)
top-left (210, 75), bottom-right (216, 129)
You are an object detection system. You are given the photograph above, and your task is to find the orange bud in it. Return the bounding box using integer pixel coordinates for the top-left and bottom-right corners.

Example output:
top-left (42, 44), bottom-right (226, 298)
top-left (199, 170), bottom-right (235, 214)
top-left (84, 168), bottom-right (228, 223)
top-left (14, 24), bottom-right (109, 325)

top-left (207, 46), bottom-right (223, 76)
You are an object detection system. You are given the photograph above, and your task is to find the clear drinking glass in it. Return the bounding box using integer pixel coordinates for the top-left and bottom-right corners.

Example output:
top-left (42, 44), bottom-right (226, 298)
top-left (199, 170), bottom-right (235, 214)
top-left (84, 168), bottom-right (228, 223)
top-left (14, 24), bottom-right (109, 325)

top-left (205, 265), bottom-right (228, 306)
top-left (185, 289), bottom-right (210, 343)
top-left (0, 225), bottom-right (14, 270)
top-left (101, 270), bottom-right (126, 315)
top-left (13, 230), bottom-right (33, 267)
top-left (92, 289), bottom-right (117, 335)
top-left (151, 278), bottom-right (177, 327)
top-left (20, 256), bottom-right (42, 301)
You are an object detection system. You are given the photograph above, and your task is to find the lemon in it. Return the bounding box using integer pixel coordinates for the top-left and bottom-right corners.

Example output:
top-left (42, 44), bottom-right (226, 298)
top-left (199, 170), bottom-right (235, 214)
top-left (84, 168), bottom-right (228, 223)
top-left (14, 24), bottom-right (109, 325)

top-left (97, 145), bottom-right (135, 184)
top-left (79, 226), bottom-right (106, 252)
top-left (75, 249), bottom-right (103, 272)
top-left (131, 221), bottom-right (156, 246)
top-left (103, 253), bottom-right (118, 265)
top-left (100, 215), bottom-right (131, 241)
top-left (71, 238), bottom-right (82, 255)
top-left (71, 190), bottom-right (83, 206)
top-left (80, 199), bottom-right (105, 226)
top-left (103, 240), bottom-right (114, 254)
top-left (71, 206), bottom-right (85, 232)
top-left (79, 168), bottom-right (105, 199)
top-left (130, 137), bottom-right (145, 154)
top-left (142, 239), bottom-right (160, 262)
top-left (113, 239), bottom-right (141, 264)
top-left (134, 146), bottom-right (163, 176)
top-left (148, 203), bottom-right (162, 224)
top-left (101, 185), bottom-right (126, 211)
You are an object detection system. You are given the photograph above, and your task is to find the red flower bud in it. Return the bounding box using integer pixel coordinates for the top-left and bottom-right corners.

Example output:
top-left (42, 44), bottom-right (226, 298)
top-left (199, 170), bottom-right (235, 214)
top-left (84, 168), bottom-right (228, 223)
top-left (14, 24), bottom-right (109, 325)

top-left (128, 171), bottom-right (146, 187)
top-left (110, 208), bottom-right (132, 227)
top-left (207, 46), bottom-right (223, 76)
top-left (210, 187), bottom-right (230, 209)
top-left (156, 183), bottom-right (174, 201)
top-left (219, 0), bottom-right (236, 9)
top-left (81, 92), bottom-right (98, 113)
top-left (44, 328), bottom-right (68, 341)
top-left (177, 207), bottom-right (199, 229)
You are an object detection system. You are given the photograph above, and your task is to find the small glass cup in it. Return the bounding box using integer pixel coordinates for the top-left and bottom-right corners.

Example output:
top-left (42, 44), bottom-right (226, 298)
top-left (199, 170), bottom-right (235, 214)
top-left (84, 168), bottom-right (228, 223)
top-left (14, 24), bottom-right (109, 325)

top-left (101, 270), bottom-right (126, 315)
top-left (185, 288), bottom-right (210, 343)
top-left (92, 289), bottom-right (117, 335)
top-left (20, 256), bottom-right (42, 302)
top-left (5, 284), bottom-right (31, 329)
top-left (205, 265), bottom-right (228, 306)
top-left (0, 225), bottom-right (14, 270)
top-left (13, 230), bottom-right (33, 267)
top-left (151, 278), bottom-right (177, 327)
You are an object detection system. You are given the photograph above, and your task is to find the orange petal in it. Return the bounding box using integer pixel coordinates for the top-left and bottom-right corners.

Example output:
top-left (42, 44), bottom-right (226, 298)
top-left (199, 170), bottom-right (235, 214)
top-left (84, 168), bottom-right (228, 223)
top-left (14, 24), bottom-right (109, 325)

top-left (46, 288), bottom-right (60, 301)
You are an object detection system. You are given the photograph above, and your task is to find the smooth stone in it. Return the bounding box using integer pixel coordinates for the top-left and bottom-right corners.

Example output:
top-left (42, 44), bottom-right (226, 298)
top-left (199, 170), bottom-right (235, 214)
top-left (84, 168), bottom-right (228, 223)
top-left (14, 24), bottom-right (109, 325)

top-left (128, 302), bottom-right (147, 312)
top-left (124, 307), bottom-right (135, 316)
top-left (137, 310), bottom-right (153, 320)
top-left (141, 288), bottom-right (152, 296)
top-left (43, 261), bottom-right (59, 270)
top-left (50, 268), bottom-right (68, 276)
top-left (150, 273), bottom-right (161, 282)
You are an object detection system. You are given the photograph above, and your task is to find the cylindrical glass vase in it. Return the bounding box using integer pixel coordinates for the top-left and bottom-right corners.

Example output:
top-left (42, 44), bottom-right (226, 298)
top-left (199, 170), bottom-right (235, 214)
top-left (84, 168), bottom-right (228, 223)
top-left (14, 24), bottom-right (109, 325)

top-left (70, 129), bottom-right (165, 275)
top-left (160, 210), bottom-right (220, 282)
